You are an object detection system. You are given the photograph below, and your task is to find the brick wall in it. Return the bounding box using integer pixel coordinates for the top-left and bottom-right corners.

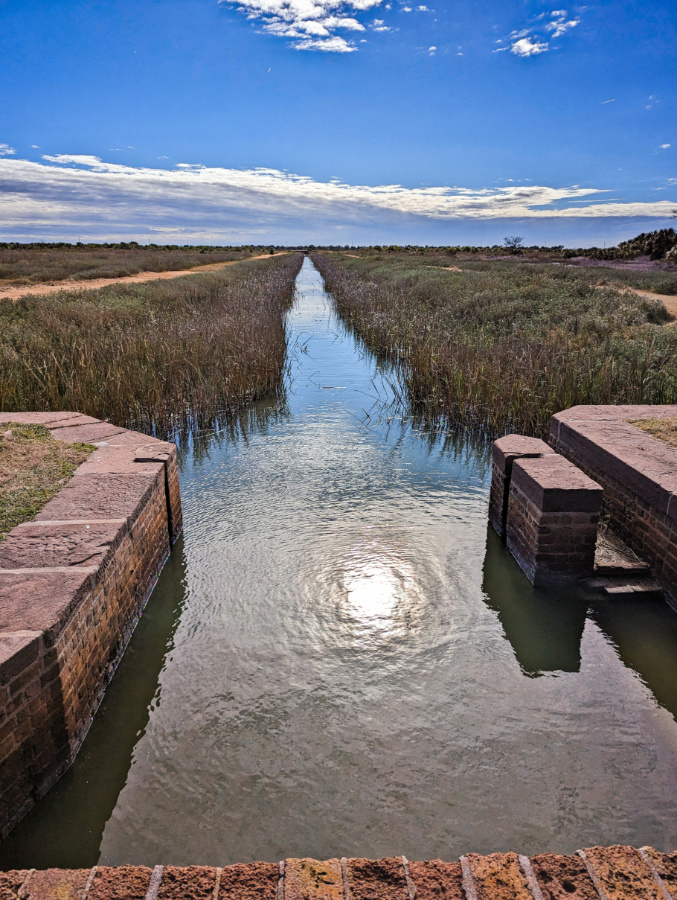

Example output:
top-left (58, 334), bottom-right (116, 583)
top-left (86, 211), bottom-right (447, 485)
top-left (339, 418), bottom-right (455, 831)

top-left (0, 413), bottom-right (183, 838)
top-left (1, 847), bottom-right (675, 900)
top-left (550, 405), bottom-right (677, 611)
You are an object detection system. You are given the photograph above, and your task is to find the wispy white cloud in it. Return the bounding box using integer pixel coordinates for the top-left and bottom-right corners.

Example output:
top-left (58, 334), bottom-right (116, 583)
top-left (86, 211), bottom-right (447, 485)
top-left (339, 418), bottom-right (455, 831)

top-left (0, 144), bottom-right (16, 157)
top-left (659, 143), bottom-right (671, 150)
top-left (545, 12), bottom-right (579, 37)
top-left (428, 45), bottom-right (436, 55)
top-left (504, 8), bottom-right (580, 58)
top-left (646, 94), bottom-right (659, 110)
top-left (511, 37), bottom-right (549, 56)
top-left (218, 0), bottom-right (385, 51)
top-left (0, 152), bottom-right (674, 245)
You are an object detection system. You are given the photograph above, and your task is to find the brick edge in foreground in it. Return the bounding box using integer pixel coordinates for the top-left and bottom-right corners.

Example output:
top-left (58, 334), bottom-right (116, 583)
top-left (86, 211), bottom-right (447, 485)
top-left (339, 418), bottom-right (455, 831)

top-left (2, 847), bottom-right (676, 900)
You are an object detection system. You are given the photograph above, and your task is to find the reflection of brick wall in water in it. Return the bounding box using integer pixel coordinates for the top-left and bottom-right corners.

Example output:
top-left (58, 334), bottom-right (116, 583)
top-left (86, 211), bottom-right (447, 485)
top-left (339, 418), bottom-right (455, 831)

top-left (0, 412), bottom-right (182, 839)
top-left (550, 404), bottom-right (677, 611)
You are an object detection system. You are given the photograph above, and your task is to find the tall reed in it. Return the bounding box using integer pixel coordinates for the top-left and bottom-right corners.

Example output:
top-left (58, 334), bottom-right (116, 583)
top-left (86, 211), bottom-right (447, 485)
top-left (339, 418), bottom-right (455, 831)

top-left (0, 254), bottom-right (303, 438)
top-left (313, 252), bottom-right (677, 439)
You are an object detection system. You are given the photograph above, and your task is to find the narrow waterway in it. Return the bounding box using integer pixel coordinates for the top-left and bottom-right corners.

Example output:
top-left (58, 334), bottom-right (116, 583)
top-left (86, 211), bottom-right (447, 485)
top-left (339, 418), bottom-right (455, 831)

top-left (3, 257), bottom-right (677, 867)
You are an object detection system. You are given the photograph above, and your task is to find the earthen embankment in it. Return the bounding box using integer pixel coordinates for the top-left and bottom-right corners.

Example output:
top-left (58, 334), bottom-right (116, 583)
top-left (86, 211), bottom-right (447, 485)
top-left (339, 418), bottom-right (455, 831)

top-left (0, 412), bottom-right (182, 838)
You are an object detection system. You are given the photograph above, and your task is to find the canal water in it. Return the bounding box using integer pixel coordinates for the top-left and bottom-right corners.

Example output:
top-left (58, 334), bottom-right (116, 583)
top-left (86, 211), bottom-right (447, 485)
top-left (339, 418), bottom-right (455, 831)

top-left (3, 257), bottom-right (677, 867)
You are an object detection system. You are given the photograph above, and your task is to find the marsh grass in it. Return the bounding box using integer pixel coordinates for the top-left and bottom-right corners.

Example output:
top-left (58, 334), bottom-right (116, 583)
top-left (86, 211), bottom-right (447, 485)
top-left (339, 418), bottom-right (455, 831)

top-left (630, 418), bottom-right (677, 450)
top-left (0, 423), bottom-right (94, 539)
top-left (0, 245), bottom-right (263, 287)
top-left (0, 254), bottom-right (303, 439)
top-left (314, 251), bottom-right (677, 439)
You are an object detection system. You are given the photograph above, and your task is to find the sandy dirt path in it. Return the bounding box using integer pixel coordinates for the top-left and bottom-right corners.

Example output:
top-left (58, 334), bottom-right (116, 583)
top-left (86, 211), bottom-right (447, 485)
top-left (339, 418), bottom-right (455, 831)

top-left (628, 287), bottom-right (677, 319)
top-left (0, 252), bottom-right (288, 302)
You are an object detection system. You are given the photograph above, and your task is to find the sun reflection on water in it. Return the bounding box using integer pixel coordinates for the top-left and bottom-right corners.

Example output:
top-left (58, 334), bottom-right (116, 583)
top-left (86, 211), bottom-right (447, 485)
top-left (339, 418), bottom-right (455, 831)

top-left (339, 538), bottom-right (424, 645)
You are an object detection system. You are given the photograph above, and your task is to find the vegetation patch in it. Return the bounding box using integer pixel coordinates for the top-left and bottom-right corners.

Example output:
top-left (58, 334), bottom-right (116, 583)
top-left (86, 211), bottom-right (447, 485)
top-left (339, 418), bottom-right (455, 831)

top-left (313, 250), bottom-right (677, 439)
top-left (0, 424), bottom-right (94, 540)
top-left (0, 243), bottom-right (275, 287)
top-left (630, 418), bottom-right (677, 450)
top-left (0, 254), bottom-right (303, 439)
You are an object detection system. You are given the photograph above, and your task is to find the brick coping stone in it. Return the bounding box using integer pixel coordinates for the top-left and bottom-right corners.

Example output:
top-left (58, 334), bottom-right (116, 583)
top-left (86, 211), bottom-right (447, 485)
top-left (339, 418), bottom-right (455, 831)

top-left (2, 847), bottom-right (675, 900)
top-left (0, 412), bottom-right (183, 839)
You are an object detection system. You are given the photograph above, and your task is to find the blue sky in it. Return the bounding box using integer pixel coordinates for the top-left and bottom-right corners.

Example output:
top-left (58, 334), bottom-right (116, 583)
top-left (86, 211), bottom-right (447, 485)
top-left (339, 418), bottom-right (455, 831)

top-left (0, 0), bottom-right (675, 246)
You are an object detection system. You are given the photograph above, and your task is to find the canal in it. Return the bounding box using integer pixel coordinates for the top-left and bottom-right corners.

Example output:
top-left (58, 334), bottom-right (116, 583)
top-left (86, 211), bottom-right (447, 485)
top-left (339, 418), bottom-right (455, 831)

top-left (2, 257), bottom-right (677, 867)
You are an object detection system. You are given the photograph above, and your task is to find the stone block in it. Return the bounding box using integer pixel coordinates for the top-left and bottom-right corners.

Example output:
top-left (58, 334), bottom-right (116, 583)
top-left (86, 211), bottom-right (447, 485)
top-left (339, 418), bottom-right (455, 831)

top-left (218, 862), bottom-right (279, 900)
top-left (581, 846), bottom-right (664, 900)
top-left (345, 859), bottom-right (408, 900)
top-left (463, 853), bottom-right (532, 900)
top-left (284, 859), bottom-right (343, 900)
top-left (0, 523), bottom-right (123, 571)
top-left (530, 854), bottom-right (598, 900)
top-left (36, 473), bottom-right (157, 523)
top-left (88, 866), bottom-right (153, 900)
top-left (0, 571), bottom-right (93, 643)
top-left (511, 456), bottom-right (603, 514)
top-left (489, 435), bottom-right (554, 538)
top-left (158, 867), bottom-right (219, 900)
top-left (407, 860), bottom-right (464, 900)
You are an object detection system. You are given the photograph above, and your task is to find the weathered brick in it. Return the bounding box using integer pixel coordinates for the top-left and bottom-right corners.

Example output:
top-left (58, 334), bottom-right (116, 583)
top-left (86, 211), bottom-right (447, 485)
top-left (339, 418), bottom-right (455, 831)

top-left (22, 869), bottom-right (90, 900)
top-left (530, 854), bottom-right (598, 900)
top-left (284, 859), bottom-right (343, 900)
top-left (582, 845), bottom-right (664, 900)
top-left (88, 866), bottom-right (153, 900)
top-left (641, 848), bottom-right (677, 899)
top-left (408, 860), bottom-right (464, 900)
top-left (346, 859), bottom-right (408, 900)
top-left (158, 867), bottom-right (218, 900)
top-left (218, 862), bottom-right (279, 900)
top-left (464, 853), bottom-right (532, 900)
top-left (0, 870), bottom-right (30, 900)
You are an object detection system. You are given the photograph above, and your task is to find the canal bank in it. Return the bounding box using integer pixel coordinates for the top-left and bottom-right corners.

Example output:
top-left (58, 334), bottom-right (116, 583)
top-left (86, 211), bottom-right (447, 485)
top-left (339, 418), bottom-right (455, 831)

top-left (2, 258), bottom-right (677, 866)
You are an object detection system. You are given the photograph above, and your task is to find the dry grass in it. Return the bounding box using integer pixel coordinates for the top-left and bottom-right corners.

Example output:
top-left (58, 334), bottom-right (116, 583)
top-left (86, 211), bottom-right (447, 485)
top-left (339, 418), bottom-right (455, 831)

top-left (0, 254), bottom-right (304, 439)
top-left (313, 251), bottom-right (677, 439)
top-left (0, 424), bottom-right (94, 540)
top-left (0, 245), bottom-right (266, 287)
top-left (630, 418), bottom-right (677, 450)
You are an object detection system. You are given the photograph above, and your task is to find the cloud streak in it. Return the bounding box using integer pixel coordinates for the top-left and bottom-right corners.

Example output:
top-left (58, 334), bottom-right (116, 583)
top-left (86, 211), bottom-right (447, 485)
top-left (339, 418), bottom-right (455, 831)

top-left (0, 154), bottom-right (674, 243)
top-left (218, 0), bottom-right (384, 51)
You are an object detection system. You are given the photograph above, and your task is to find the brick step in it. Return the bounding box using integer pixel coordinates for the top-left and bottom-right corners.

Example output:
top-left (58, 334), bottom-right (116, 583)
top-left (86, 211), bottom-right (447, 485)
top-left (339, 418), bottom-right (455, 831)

top-left (594, 528), bottom-right (651, 577)
top-left (2, 846), bottom-right (676, 900)
top-left (587, 575), bottom-right (664, 597)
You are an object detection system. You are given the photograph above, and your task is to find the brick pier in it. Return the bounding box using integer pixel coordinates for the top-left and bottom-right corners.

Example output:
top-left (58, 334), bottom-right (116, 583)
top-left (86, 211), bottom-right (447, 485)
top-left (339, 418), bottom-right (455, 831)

top-left (2, 847), bottom-right (676, 900)
top-left (0, 412), bottom-right (183, 839)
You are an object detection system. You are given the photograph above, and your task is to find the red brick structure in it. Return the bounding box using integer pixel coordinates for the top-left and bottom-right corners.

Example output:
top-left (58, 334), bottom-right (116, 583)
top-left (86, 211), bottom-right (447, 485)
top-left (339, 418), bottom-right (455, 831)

top-left (550, 405), bottom-right (677, 610)
top-left (0, 413), bottom-right (182, 839)
top-left (488, 435), bottom-right (555, 538)
top-left (1, 847), bottom-right (675, 900)
top-left (505, 455), bottom-right (603, 587)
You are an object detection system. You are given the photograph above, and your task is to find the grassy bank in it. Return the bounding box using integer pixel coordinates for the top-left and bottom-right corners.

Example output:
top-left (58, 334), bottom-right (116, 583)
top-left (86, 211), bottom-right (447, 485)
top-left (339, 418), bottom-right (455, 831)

top-left (0, 423), bottom-right (94, 540)
top-left (0, 244), bottom-right (269, 287)
top-left (0, 254), bottom-right (303, 438)
top-left (313, 251), bottom-right (677, 439)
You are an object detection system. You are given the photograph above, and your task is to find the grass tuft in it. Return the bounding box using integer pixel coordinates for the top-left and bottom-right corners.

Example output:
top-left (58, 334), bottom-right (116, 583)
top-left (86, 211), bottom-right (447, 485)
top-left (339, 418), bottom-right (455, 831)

top-left (630, 418), bottom-right (677, 450)
top-left (0, 424), bottom-right (94, 540)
